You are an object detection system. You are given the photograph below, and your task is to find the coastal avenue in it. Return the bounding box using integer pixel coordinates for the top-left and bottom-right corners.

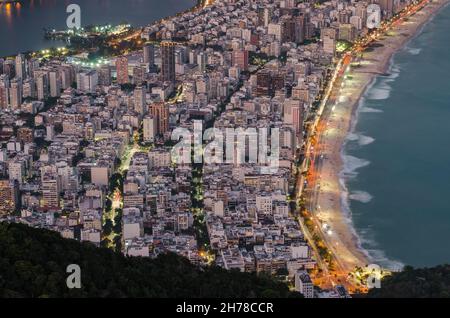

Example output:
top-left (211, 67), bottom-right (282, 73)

top-left (295, 0), bottom-right (432, 292)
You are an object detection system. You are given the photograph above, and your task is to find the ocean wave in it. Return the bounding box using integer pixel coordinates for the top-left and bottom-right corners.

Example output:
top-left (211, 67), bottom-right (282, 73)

top-left (356, 228), bottom-right (373, 245)
top-left (334, 23), bottom-right (433, 271)
top-left (337, 160), bottom-right (403, 270)
top-left (354, 226), bottom-right (405, 270)
top-left (346, 133), bottom-right (359, 141)
top-left (349, 191), bottom-right (373, 203)
top-left (366, 82), bottom-right (392, 100)
top-left (365, 59), bottom-right (401, 101)
top-left (346, 133), bottom-right (375, 146)
top-left (339, 153), bottom-right (403, 271)
top-left (384, 64), bottom-right (401, 81)
top-left (337, 55), bottom-right (407, 272)
top-left (359, 106), bottom-right (383, 113)
top-left (405, 46), bottom-right (422, 55)
top-left (367, 249), bottom-right (405, 271)
top-left (339, 190), bottom-right (405, 271)
top-left (338, 176), bottom-right (373, 262)
top-left (340, 155), bottom-right (370, 179)
top-left (358, 134), bottom-right (375, 146)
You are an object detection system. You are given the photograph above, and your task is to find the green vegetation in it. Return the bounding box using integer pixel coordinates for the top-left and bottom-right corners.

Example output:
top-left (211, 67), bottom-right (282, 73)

top-left (119, 83), bottom-right (136, 92)
top-left (249, 51), bottom-right (274, 66)
top-left (368, 265), bottom-right (450, 298)
top-left (278, 51), bottom-right (288, 63)
top-left (336, 40), bottom-right (352, 53)
top-left (109, 172), bottom-right (124, 194)
top-left (191, 154), bottom-right (210, 250)
top-left (42, 96), bottom-right (59, 113)
top-left (299, 209), bottom-right (333, 267)
top-left (0, 222), bottom-right (300, 298)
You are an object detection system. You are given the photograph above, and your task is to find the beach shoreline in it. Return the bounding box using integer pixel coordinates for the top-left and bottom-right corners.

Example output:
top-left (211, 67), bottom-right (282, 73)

top-left (313, 0), bottom-right (450, 274)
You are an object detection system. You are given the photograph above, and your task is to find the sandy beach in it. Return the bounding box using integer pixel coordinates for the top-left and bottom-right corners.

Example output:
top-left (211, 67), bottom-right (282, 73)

top-left (311, 0), bottom-right (450, 275)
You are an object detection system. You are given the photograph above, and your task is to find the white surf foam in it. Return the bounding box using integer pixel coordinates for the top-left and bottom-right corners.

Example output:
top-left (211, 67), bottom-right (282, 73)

top-left (354, 226), bottom-right (405, 270)
top-left (367, 248), bottom-right (405, 271)
top-left (339, 182), bottom-right (405, 270)
top-left (357, 134), bottom-right (375, 146)
top-left (365, 59), bottom-right (401, 101)
top-left (405, 46), bottom-right (422, 55)
top-left (335, 1), bottom-right (450, 270)
top-left (366, 82), bottom-right (392, 100)
top-left (340, 155), bottom-right (370, 179)
top-left (349, 191), bottom-right (373, 203)
top-left (338, 173), bottom-right (373, 262)
top-left (338, 148), bottom-right (401, 271)
top-left (356, 228), bottom-right (374, 245)
top-left (385, 65), bottom-right (401, 81)
top-left (346, 132), bottom-right (359, 141)
top-left (346, 133), bottom-right (375, 146)
top-left (359, 106), bottom-right (383, 113)
top-left (359, 228), bottom-right (405, 269)
top-left (336, 58), bottom-right (402, 268)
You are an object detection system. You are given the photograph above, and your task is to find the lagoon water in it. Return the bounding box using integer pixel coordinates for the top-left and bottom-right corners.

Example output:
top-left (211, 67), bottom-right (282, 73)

top-left (0, 0), bottom-right (195, 56)
top-left (344, 3), bottom-right (450, 268)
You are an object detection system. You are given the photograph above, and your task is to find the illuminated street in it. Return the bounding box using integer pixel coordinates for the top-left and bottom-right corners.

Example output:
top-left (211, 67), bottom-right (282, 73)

top-left (294, 0), bottom-right (434, 291)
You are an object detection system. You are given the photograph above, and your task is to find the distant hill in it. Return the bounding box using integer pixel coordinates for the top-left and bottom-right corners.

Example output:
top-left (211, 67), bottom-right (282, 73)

top-left (0, 222), bottom-right (300, 298)
top-left (368, 265), bottom-right (450, 298)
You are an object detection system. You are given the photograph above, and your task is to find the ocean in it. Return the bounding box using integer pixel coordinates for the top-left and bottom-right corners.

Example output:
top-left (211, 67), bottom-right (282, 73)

top-left (343, 3), bottom-right (450, 269)
top-left (0, 0), bottom-right (195, 57)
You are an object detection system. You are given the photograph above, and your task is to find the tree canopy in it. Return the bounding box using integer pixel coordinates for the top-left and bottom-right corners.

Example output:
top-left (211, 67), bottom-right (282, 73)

top-left (368, 265), bottom-right (450, 298)
top-left (0, 222), bottom-right (300, 298)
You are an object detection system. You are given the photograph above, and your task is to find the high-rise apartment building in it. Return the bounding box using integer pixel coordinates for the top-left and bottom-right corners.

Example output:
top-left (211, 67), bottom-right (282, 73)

top-left (49, 70), bottom-right (61, 97)
top-left (150, 102), bottom-right (169, 135)
top-left (35, 72), bottom-right (49, 101)
top-left (77, 70), bottom-right (98, 93)
top-left (143, 115), bottom-right (156, 142)
top-left (0, 180), bottom-right (19, 216)
top-left (0, 74), bottom-right (9, 109)
top-left (134, 86), bottom-right (147, 115)
top-left (41, 175), bottom-right (60, 210)
top-left (15, 53), bottom-right (26, 79)
top-left (232, 50), bottom-right (249, 71)
top-left (116, 56), bottom-right (129, 84)
top-left (161, 41), bottom-right (176, 83)
top-left (9, 78), bottom-right (22, 109)
top-left (143, 44), bottom-right (155, 66)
